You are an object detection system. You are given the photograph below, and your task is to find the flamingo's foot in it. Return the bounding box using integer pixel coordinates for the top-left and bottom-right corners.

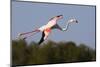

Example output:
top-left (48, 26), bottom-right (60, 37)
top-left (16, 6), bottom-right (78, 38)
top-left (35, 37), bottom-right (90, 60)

top-left (16, 33), bottom-right (26, 40)
top-left (22, 37), bottom-right (27, 40)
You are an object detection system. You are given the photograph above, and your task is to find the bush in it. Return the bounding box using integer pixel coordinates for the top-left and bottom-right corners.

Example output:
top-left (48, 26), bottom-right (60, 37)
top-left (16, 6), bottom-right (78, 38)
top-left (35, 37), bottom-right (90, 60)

top-left (12, 39), bottom-right (96, 66)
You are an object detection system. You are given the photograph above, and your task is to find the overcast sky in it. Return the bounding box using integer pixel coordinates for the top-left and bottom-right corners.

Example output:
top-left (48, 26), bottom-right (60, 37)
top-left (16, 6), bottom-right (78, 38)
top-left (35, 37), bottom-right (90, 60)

top-left (12, 1), bottom-right (96, 49)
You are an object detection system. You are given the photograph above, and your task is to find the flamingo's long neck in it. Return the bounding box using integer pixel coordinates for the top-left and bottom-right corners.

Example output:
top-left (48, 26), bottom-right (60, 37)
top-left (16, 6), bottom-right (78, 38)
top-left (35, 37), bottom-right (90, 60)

top-left (62, 22), bottom-right (70, 31)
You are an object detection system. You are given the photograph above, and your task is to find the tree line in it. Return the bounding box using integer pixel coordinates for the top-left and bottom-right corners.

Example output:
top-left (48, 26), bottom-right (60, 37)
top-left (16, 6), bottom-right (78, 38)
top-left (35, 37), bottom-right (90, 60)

top-left (12, 39), bottom-right (96, 66)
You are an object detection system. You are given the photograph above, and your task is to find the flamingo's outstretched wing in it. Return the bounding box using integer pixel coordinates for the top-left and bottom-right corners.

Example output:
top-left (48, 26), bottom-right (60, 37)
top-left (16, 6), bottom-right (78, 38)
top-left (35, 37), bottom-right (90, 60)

top-left (51, 24), bottom-right (62, 30)
top-left (38, 29), bottom-right (51, 44)
top-left (45, 20), bottom-right (57, 29)
top-left (38, 31), bottom-right (45, 44)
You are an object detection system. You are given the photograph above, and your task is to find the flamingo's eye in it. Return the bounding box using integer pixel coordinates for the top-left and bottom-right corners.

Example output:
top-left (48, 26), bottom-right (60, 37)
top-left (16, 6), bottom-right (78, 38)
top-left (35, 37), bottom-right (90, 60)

top-left (68, 18), bottom-right (78, 23)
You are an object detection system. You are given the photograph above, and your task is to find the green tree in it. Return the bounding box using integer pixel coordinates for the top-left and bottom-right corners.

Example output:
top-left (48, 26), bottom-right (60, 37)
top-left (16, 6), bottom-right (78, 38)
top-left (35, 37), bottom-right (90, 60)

top-left (12, 40), bottom-right (96, 66)
top-left (12, 39), bottom-right (27, 65)
top-left (77, 44), bottom-right (93, 62)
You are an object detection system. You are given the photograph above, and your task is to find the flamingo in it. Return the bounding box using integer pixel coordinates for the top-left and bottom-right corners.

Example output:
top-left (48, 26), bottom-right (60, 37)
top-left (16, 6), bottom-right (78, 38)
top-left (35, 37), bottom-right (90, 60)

top-left (18, 15), bottom-right (78, 44)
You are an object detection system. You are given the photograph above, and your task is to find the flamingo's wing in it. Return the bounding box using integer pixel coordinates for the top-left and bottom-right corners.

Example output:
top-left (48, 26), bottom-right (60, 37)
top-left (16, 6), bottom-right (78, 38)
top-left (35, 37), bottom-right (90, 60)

top-left (51, 24), bottom-right (62, 30)
top-left (46, 20), bottom-right (57, 28)
top-left (38, 29), bottom-right (51, 44)
top-left (38, 31), bottom-right (45, 44)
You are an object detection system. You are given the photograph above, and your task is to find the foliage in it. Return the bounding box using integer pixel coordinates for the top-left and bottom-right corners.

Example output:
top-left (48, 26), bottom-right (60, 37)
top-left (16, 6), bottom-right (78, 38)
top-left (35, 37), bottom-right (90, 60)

top-left (12, 40), bottom-right (96, 66)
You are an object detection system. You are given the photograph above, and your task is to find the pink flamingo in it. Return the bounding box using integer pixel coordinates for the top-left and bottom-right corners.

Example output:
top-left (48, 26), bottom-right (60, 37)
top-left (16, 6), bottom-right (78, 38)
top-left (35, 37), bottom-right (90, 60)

top-left (18, 15), bottom-right (78, 44)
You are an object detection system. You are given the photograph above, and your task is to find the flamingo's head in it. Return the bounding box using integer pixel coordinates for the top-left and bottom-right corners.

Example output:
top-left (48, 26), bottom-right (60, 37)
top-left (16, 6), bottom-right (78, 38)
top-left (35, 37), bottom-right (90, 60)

top-left (68, 18), bottom-right (78, 24)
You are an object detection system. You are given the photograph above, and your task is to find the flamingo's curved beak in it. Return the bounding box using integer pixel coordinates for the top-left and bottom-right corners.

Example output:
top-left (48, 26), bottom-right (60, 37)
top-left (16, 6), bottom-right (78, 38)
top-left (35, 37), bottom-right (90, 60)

top-left (76, 20), bottom-right (78, 23)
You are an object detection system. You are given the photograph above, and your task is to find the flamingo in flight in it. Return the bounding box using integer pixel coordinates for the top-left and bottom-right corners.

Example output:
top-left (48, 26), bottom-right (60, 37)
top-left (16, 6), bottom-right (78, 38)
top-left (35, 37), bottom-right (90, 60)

top-left (18, 15), bottom-right (78, 44)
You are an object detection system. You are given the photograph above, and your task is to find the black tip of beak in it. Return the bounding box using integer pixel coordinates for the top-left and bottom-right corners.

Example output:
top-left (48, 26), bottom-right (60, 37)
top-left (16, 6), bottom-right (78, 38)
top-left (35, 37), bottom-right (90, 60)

top-left (76, 20), bottom-right (78, 23)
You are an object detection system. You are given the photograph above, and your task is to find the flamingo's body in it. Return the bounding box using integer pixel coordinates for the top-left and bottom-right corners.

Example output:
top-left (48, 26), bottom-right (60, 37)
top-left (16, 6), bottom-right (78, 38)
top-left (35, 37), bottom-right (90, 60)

top-left (18, 15), bottom-right (78, 44)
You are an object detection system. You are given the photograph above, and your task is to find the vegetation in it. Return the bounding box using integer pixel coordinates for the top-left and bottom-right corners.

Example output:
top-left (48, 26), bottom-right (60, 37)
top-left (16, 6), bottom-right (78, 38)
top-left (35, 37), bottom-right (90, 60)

top-left (12, 39), bottom-right (96, 66)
